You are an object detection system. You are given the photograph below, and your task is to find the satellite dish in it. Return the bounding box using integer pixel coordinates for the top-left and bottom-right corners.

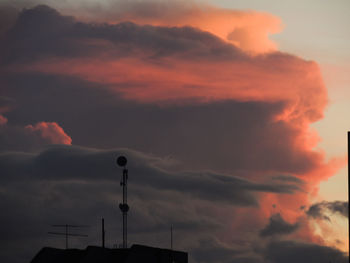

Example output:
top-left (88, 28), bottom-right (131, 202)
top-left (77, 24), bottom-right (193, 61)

top-left (117, 156), bottom-right (127, 167)
top-left (119, 203), bottom-right (129, 212)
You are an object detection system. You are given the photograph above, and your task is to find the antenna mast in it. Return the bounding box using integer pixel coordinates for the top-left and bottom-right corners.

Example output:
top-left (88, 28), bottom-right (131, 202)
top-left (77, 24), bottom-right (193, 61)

top-left (117, 156), bottom-right (129, 249)
top-left (348, 132), bottom-right (350, 254)
top-left (102, 218), bottom-right (105, 248)
top-left (171, 225), bottom-right (173, 250)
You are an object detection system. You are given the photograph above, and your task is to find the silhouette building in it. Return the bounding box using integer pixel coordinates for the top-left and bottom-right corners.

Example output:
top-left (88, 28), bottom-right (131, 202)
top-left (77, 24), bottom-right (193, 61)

top-left (30, 244), bottom-right (188, 263)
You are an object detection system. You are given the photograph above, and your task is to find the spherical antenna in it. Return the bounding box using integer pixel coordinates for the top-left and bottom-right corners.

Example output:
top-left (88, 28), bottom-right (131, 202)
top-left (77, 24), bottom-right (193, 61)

top-left (117, 156), bottom-right (127, 167)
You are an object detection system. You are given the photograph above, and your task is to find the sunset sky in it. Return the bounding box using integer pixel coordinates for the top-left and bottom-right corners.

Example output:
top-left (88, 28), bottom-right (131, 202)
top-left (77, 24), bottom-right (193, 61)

top-left (0, 1), bottom-right (349, 263)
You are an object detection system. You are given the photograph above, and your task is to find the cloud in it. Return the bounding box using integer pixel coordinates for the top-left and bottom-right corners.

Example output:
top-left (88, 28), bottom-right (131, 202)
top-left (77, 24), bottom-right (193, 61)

top-left (272, 174), bottom-right (305, 184)
top-left (0, 119), bottom-right (71, 151)
top-left (0, 145), bottom-right (300, 204)
top-left (0, 96), bottom-right (16, 113)
top-left (2, 6), bottom-right (329, 145)
top-left (260, 213), bottom-right (300, 237)
top-left (25, 121), bottom-right (72, 145)
top-left (0, 114), bottom-right (7, 125)
top-left (1, 72), bottom-right (325, 175)
top-left (0, 0), bottom-right (282, 54)
top-left (3, 5), bottom-right (249, 64)
top-left (2, 5), bottom-right (333, 177)
top-left (0, 145), bottom-right (303, 263)
top-left (264, 240), bottom-right (349, 263)
top-left (4, 6), bottom-right (326, 126)
top-left (92, 0), bottom-right (283, 54)
top-left (191, 238), bottom-right (243, 263)
top-left (306, 201), bottom-right (348, 220)
top-left (0, 4), bottom-right (18, 37)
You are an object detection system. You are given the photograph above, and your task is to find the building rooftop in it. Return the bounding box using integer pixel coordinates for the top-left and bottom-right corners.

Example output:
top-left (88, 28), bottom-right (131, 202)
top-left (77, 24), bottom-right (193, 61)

top-left (30, 244), bottom-right (188, 263)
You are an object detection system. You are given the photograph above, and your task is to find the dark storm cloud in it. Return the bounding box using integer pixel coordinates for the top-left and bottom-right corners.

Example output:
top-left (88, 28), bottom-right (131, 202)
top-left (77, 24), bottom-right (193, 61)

top-left (191, 238), bottom-right (242, 263)
top-left (2, 5), bottom-right (245, 64)
top-left (259, 213), bottom-right (299, 237)
top-left (326, 201), bottom-right (348, 217)
top-left (0, 124), bottom-right (46, 151)
top-left (0, 145), bottom-right (300, 205)
top-left (191, 237), bottom-right (264, 263)
top-left (264, 240), bottom-right (349, 263)
top-left (306, 201), bottom-right (348, 220)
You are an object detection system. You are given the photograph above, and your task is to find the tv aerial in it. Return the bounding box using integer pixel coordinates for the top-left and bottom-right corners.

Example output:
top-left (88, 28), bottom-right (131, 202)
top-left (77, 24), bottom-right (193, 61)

top-left (48, 224), bottom-right (88, 249)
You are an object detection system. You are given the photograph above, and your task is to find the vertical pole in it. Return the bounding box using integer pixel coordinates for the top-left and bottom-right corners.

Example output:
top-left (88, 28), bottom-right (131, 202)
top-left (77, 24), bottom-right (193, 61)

top-left (123, 168), bottom-right (128, 249)
top-left (65, 224), bottom-right (68, 249)
top-left (123, 169), bottom-right (125, 248)
top-left (170, 225), bottom-right (173, 263)
top-left (171, 225), bottom-right (173, 250)
top-left (102, 218), bottom-right (105, 248)
top-left (348, 132), bottom-right (349, 254)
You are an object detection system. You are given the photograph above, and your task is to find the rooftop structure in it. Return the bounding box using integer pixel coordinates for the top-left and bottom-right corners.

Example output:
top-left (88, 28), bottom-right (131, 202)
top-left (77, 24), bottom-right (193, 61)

top-left (30, 244), bottom-right (188, 263)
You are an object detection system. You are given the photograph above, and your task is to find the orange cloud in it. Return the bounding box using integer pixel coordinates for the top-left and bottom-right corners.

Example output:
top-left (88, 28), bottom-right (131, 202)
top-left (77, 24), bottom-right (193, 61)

top-left (74, 1), bottom-right (282, 54)
top-left (25, 122), bottom-right (72, 145)
top-left (20, 54), bottom-right (327, 125)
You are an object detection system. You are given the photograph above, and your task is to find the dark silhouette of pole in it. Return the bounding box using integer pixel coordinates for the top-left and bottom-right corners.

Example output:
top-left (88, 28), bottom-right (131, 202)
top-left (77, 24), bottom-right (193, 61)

top-left (170, 225), bottom-right (174, 263)
top-left (117, 156), bottom-right (129, 249)
top-left (171, 225), bottom-right (173, 250)
top-left (348, 131), bottom-right (350, 254)
top-left (102, 218), bottom-right (105, 248)
top-left (65, 224), bottom-right (68, 249)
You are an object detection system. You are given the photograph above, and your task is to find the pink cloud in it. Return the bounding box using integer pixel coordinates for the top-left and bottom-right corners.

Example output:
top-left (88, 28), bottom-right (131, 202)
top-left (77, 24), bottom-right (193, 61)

top-left (25, 121), bottom-right (72, 145)
top-left (0, 115), bottom-right (7, 125)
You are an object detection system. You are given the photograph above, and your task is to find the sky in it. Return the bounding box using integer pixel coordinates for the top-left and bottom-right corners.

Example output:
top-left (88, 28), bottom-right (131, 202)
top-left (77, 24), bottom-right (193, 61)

top-left (0, 1), bottom-right (349, 263)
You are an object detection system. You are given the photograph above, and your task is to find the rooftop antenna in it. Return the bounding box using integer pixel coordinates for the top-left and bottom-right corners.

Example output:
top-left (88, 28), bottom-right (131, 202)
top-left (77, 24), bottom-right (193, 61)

top-left (48, 224), bottom-right (88, 249)
top-left (170, 225), bottom-right (173, 250)
top-left (170, 225), bottom-right (174, 263)
top-left (102, 218), bottom-right (105, 248)
top-left (117, 155), bottom-right (129, 249)
top-left (348, 131), bottom-right (350, 254)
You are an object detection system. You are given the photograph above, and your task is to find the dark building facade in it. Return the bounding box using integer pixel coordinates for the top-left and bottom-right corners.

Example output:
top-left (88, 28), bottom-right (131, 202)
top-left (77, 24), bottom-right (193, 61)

top-left (30, 244), bottom-right (188, 263)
